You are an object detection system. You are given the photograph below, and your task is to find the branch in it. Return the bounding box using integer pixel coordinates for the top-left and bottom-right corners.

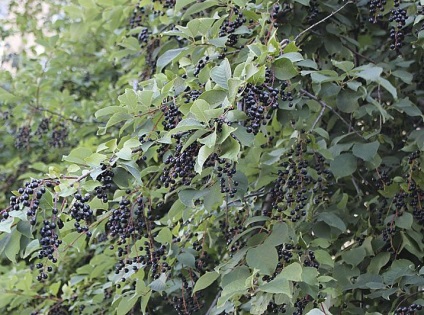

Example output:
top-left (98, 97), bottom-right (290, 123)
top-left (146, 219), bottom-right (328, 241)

top-left (300, 89), bottom-right (364, 139)
top-left (294, 1), bottom-right (353, 43)
top-left (205, 291), bottom-right (220, 315)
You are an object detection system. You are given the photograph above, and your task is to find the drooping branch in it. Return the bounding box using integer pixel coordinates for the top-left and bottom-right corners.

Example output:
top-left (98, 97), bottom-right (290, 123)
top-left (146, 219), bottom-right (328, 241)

top-left (300, 89), bottom-right (364, 139)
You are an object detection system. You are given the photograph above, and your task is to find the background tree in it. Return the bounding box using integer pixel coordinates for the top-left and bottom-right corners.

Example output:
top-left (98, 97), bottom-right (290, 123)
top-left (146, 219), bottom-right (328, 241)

top-left (0, 0), bottom-right (423, 314)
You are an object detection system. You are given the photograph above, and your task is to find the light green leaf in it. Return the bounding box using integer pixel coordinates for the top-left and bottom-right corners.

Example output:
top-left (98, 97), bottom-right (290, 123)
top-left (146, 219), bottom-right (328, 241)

top-left (193, 271), bottom-right (220, 294)
top-left (356, 65), bottom-right (383, 81)
top-left (330, 153), bottom-right (356, 179)
top-left (352, 141), bottom-right (379, 162)
top-left (220, 137), bottom-right (240, 160)
top-left (195, 145), bottom-right (214, 173)
top-left (157, 48), bottom-right (187, 71)
top-left (210, 58), bottom-right (231, 89)
top-left (190, 99), bottom-right (210, 123)
top-left (273, 58), bottom-right (298, 80)
top-left (279, 262), bottom-right (303, 281)
top-left (246, 244), bottom-right (278, 275)
top-left (314, 249), bottom-right (334, 267)
top-left (395, 212), bottom-right (413, 229)
top-left (0, 217), bottom-right (14, 233)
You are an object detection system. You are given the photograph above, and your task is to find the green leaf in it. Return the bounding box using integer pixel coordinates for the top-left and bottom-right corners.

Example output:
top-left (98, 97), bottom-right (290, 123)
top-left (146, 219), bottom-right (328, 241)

top-left (195, 145), bottom-right (214, 173)
top-left (149, 273), bottom-right (167, 292)
top-left (157, 48), bottom-right (187, 71)
top-left (330, 153), bottom-right (357, 179)
top-left (342, 247), bottom-right (366, 267)
top-left (378, 77), bottom-right (397, 99)
top-left (336, 89), bottom-right (361, 113)
top-left (155, 227), bottom-right (172, 245)
top-left (5, 230), bottom-right (21, 263)
top-left (210, 58), bottom-right (231, 89)
top-left (0, 217), bottom-right (14, 233)
top-left (368, 252), bottom-right (390, 274)
top-left (198, 131), bottom-right (217, 148)
top-left (117, 294), bottom-right (139, 315)
top-left (279, 262), bottom-right (303, 281)
top-left (314, 249), bottom-right (334, 268)
top-left (273, 58), bottom-right (298, 80)
top-left (395, 212), bottom-right (413, 229)
top-left (264, 222), bottom-right (289, 246)
top-left (175, 0), bottom-right (196, 11)
top-left (317, 212), bottom-right (346, 232)
top-left (383, 259), bottom-right (414, 285)
top-left (0, 87), bottom-right (18, 102)
top-left (355, 65), bottom-right (383, 81)
top-left (190, 99), bottom-right (210, 123)
top-left (259, 277), bottom-right (291, 296)
top-left (352, 141), bottom-right (379, 162)
top-left (220, 137), bottom-right (240, 160)
top-left (332, 60), bottom-right (354, 72)
top-left (177, 252), bottom-right (196, 268)
top-left (193, 271), bottom-right (220, 294)
top-left (246, 244), bottom-right (278, 275)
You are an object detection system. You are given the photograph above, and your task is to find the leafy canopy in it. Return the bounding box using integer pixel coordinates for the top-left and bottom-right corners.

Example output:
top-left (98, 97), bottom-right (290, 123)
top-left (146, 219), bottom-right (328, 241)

top-left (0, 0), bottom-right (424, 314)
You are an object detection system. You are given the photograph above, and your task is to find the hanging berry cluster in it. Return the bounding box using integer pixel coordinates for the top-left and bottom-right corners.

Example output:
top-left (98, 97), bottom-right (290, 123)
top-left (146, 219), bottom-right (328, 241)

top-left (240, 70), bottom-right (280, 135)
top-left (394, 303), bottom-right (423, 315)
top-left (389, 2), bottom-right (407, 51)
top-left (171, 274), bottom-right (204, 315)
top-left (161, 100), bottom-right (181, 131)
top-left (219, 7), bottom-right (246, 46)
top-left (368, 0), bottom-right (387, 23)
top-left (266, 135), bottom-right (332, 222)
top-left (94, 164), bottom-right (116, 203)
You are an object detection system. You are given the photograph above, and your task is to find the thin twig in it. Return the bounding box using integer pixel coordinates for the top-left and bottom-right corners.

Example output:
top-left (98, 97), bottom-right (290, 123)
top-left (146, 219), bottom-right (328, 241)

top-left (205, 291), bottom-right (220, 315)
top-left (67, 170), bottom-right (95, 187)
top-left (311, 103), bottom-right (326, 130)
top-left (294, 1), bottom-right (353, 43)
top-left (300, 89), bottom-right (364, 139)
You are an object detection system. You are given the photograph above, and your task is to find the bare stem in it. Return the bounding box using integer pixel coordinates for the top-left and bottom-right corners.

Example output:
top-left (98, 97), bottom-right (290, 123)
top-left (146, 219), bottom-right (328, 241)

top-left (300, 89), bottom-right (364, 139)
top-left (294, 1), bottom-right (353, 43)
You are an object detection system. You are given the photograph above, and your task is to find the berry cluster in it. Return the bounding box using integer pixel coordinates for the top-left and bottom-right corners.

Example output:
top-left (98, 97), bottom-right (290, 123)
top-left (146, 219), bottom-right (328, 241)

top-left (183, 88), bottom-right (201, 103)
top-left (266, 136), bottom-right (332, 222)
top-left (270, 4), bottom-right (291, 28)
top-left (193, 56), bottom-right (209, 76)
top-left (303, 250), bottom-right (319, 269)
top-left (7, 179), bottom-right (65, 281)
top-left (171, 275), bottom-right (203, 315)
top-left (137, 28), bottom-right (151, 47)
top-left (70, 192), bottom-right (93, 235)
top-left (293, 297), bottom-right (311, 315)
top-left (267, 301), bottom-right (287, 313)
top-left (395, 303), bottom-right (423, 315)
top-left (129, 3), bottom-right (145, 29)
top-left (277, 243), bottom-right (295, 263)
top-left (161, 101), bottom-right (181, 130)
top-left (280, 81), bottom-right (295, 108)
top-left (35, 117), bottom-right (50, 137)
top-left (216, 158), bottom-right (238, 197)
top-left (220, 207), bottom-right (247, 253)
top-left (219, 7), bottom-right (246, 46)
top-left (240, 73), bottom-right (279, 135)
top-left (95, 164), bottom-right (115, 203)
top-left (389, 3), bottom-right (407, 51)
top-left (15, 125), bottom-right (32, 149)
top-left (160, 139), bottom-right (212, 189)
top-left (306, 0), bottom-right (319, 23)
top-left (49, 122), bottom-right (69, 148)
top-left (108, 196), bottom-right (172, 282)
top-left (368, 0), bottom-right (386, 24)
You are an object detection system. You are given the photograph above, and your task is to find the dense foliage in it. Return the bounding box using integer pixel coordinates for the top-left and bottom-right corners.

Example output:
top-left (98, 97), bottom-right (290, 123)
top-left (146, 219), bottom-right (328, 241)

top-left (1, 0), bottom-right (424, 314)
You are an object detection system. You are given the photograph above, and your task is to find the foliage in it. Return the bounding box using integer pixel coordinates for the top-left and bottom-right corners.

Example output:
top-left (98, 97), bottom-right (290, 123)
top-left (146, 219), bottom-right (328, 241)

top-left (0, 0), bottom-right (424, 314)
